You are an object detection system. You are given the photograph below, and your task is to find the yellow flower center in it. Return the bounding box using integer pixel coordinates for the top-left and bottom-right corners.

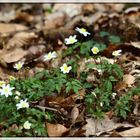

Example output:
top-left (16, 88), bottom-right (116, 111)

top-left (70, 38), bottom-right (75, 44)
top-left (92, 47), bottom-right (99, 54)
top-left (17, 64), bottom-right (22, 69)
top-left (81, 28), bottom-right (86, 33)
top-left (4, 88), bottom-right (9, 93)
top-left (48, 53), bottom-right (52, 59)
top-left (64, 65), bottom-right (68, 71)
top-left (21, 102), bottom-right (27, 107)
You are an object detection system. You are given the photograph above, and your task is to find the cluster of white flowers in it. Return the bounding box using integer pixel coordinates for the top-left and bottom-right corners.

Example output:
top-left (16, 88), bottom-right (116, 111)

top-left (65, 27), bottom-right (90, 45)
top-left (0, 82), bottom-right (31, 129)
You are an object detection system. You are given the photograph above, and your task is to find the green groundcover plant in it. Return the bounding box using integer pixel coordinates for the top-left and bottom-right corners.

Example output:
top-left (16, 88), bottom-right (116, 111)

top-left (0, 27), bottom-right (140, 136)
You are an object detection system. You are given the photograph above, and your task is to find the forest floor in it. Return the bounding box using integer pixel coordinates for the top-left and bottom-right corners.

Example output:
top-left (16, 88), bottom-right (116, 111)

top-left (0, 3), bottom-right (140, 137)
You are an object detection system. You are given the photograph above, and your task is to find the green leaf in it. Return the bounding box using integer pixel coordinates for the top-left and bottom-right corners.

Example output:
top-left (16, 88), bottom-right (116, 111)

top-left (103, 80), bottom-right (112, 92)
top-left (99, 31), bottom-right (110, 37)
top-left (109, 35), bottom-right (121, 44)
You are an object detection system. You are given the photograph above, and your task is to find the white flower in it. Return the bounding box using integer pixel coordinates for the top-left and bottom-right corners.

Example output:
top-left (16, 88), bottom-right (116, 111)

top-left (14, 61), bottom-right (24, 70)
top-left (0, 84), bottom-right (14, 97)
top-left (23, 121), bottom-right (31, 130)
top-left (44, 51), bottom-right (57, 61)
top-left (65, 35), bottom-right (78, 45)
top-left (60, 63), bottom-right (72, 74)
top-left (15, 91), bottom-right (21, 96)
top-left (112, 50), bottom-right (122, 57)
top-left (91, 47), bottom-right (100, 54)
top-left (0, 81), bottom-right (6, 87)
top-left (112, 93), bottom-right (117, 99)
top-left (16, 99), bottom-right (29, 110)
top-left (76, 27), bottom-right (90, 37)
top-left (97, 69), bottom-right (103, 75)
top-left (100, 102), bottom-right (103, 107)
top-left (15, 96), bottom-right (19, 100)
top-left (92, 92), bottom-right (97, 98)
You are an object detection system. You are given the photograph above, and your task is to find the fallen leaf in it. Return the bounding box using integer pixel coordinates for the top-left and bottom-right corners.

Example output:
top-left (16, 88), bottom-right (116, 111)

top-left (53, 4), bottom-right (83, 18)
top-left (6, 32), bottom-right (37, 49)
top-left (123, 74), bottom-right (135, 87)
top-left (119, 126), bottom-right (140, 137)
top-left (0, 48), bottom-right (27, 64)
top-left (83, 116), bottom-right (134, 136)
top-left (114, 81), bottom-right (127, 91)
top-left (71, 106), bottom-right (79, 123)
top-left (131, 42), bottom-right (140, 49)
top-left (16, 12), bottom-right (34, 23)
top-left (0, 23), bottom-right (28, 34)
top-left (0, 10), bottom-right (16, 22)
top-left (44, 12), bottom-right (66, 30)
top-left (46, 122), bottom-right (69, 137)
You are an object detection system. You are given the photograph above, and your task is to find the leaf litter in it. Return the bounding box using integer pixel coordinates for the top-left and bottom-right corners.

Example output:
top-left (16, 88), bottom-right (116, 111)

top-left (0, 3), bottom-right (140, 137)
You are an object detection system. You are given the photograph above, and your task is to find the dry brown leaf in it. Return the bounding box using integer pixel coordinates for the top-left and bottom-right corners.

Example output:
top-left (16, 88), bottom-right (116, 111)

top-left (0, 10), bottom-right (16, 22)
top-left (0, 48), bottom-right (27, 63)
top-left (71, 106), bottom-right (79, 123)
top-left (46, 122), bottom-right (69, 137)
top-left (0, 23), bottom-right (28, 34)
top-left (6, 32), bottom-right (37, 49)
top-left (82, 4), bottom-right (94, 13)
top-left (119, 127), bottom-right (140, 137)
top-left (53, 4), bottom-right (83, 18)
top-left (114, 81), bottom-right (127, 91)
top-left (123, 74), bottom-right (135, 87)
top-left (44, 12), bottom-right (66, 30)
top-left (86, 73), bottom-right (96, 82)
top-left (83, 116), bottom-right (134, 136)
top-left (131, 42), bottom-right (140, 49)
top-left (16, 12), bottom-right (34, 23)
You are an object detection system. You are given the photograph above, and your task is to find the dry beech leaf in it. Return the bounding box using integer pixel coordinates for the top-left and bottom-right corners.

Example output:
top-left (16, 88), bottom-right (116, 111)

top-left (83, 116), bottom-right (134, 136)
top-left (44, 12), bottom-right (66, 30)
top-left (53, 4), bottom-right (83, 18)
top-left (123, 74), bottom-right (135, 86)
top-left (71, 106), bottom-right (79, 123)
top-left (16, 12), bottom-right (34, 23)
top-left (131, 42), bottom-right (140, 49)
top-left (115, 81), bottom-right (127, 91)
top-left (119, 126), bottom-right (140, 137)
top-left (6, 32), bottom-right (37, 49)
top-left (46, 122), bottom-right (69, 137)
top-left (0, 48), bottom-right (27, 63)
top-left (0, 23), bottom-right (28, 34)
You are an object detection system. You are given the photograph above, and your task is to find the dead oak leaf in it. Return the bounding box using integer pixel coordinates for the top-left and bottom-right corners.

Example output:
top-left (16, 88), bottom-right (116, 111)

top-left (0, 23), bottom-right (28, 34)
top-left (119, 126), bottom-right (140, 137)
top-left (71, 106), bottom-right (79, 123)
top-left (114, 81), bottom-right (127, 91)
top-left (131, 42), bottom-right (140, 49)
top-left (46, 122), bottom-right (69, 137)
top-left (123, 74), bottom-right (135, 87)
top-left (83, 116), bottom-right (134, 136)
top-left (6, 32), bottom-right (37, 49)
top-left (0, 48), bottom-right (27, 64)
